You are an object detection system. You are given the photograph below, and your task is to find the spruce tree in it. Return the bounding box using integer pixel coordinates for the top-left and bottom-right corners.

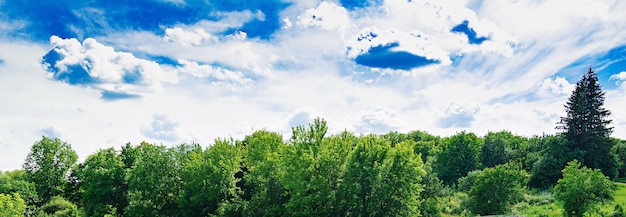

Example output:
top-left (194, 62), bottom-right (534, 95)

top-left (558, 68), bottom-right (617, 178)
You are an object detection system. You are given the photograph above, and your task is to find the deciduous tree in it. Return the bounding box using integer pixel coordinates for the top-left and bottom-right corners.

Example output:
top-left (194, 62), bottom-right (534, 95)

top-left (554, 160), bottom-right (614, 217)
top-left (22, 136), bottom-right (78, 204)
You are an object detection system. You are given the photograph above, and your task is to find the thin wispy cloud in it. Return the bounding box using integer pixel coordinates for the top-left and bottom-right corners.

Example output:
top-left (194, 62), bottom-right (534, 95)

top-left (1, 0), bottom-right (626, 170)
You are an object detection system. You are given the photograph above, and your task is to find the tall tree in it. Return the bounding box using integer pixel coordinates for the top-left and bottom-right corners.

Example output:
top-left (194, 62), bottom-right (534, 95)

top-left (238, 130), bottom-right (288, 216)
top-left (558, 68), bottom-right (617, 178)
top-left (434, 131), bottom-right (482, 185)
top-left (337, 136), bottom-right (424, 216)
top-left (179, 139), bottom-right (240, 217)
top-left (77, 148), bottom-right (127, 217)
top-left (125, 143), bottom-right (181, 217)
top-left (22, 136), bottom-right (78, 204)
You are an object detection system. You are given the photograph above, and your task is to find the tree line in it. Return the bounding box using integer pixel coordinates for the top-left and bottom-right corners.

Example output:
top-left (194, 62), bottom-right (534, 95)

top-left (1, 68), bottom-right (625, 216)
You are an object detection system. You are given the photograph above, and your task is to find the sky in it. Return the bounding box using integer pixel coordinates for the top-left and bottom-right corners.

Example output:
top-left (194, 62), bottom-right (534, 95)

top-left (1, 0), bottom-right (626, 170)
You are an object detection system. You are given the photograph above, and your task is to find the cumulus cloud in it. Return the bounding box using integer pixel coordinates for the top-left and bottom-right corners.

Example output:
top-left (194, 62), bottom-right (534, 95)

top-left (164, 27), bottom-right (217, 47)
top-left (41, 36), bottom-right (177, 100)
top-left (341, 0), bottom-right (516, 70)
top-left (610, 71), bottom-right (626, 87)
top-left (354, 107), bottom-right (402, 134)
top-left (287, 108), bottom-right (323, 128)
top-left (141, 113), bottom-right (182, 142)
top-left (346, 27), bottom-right (451, 69)
top-left (298, 1), bottom-right (351, 31)
top-left (437, 103), bottom-right (480, 128)
top-left (177, 59), bottom-right (253, 86)
top-left (539, 77), bottom-right (575, 96)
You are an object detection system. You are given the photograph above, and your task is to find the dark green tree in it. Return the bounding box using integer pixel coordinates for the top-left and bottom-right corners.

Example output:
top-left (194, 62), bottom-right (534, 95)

top-left (465, 163), bottom-right (528, 215)
top-left (554, 160), bottom-right (614, 217)
top-left (558, 68), bottom-right (617, 178)
top-left (528, 134), bottom-right (576, 188)
top-left (434, 132), bottom-right (482, 185)
top-left (22, 136), bottom-right (78, 204)
top-left (76, 148), bottom-right (127, 217)
top-left (612, 138), bottom-right (626, 177)
top-left (480, 131), bottom-right (524, 168)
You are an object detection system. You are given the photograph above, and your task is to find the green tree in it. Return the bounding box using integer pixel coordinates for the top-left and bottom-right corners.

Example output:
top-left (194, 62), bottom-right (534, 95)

top-left (281, 118), bottom-right (355, 216)
top-left (37, 196), bottom-right (80, 217)
top-left (76, 148), bottom-right (127, 217)
top-left (178, 139), bottom-right (240, 217)
top-left (480, 131), bottom-right (524, 168)
top-left (434, 132), bottom-right (482, 185)
top-left (22, 136), bottom-right (78, 204)
top-left (238, 130), bottom-right (288, 216)
top-left (125, 143), bottom-right (181, 217)
top-left (0, 193), bottom-right (26, 217)
top-left (529, 134), bottom-right (575, 188)
top-left (337, 136), bottom-right (424, 216)
top-left (465, 163), bottom-right (527, 215)
top-left (612, 138), bottom-right (626, 177)
top-left (554, 160), bottom-right (614, 217)
top-left (0, 170), bottom-right (39, 215)
top-left (418, 159), bottom-right (445, 217)
top-left (558, 68), bottom-right (617, 178)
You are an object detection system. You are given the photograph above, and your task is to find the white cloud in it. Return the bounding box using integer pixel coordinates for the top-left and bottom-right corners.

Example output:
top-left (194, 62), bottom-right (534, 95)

top-left (539, 77), bottom-right (575, 96)
top-left (141, 113), bottom-right (183, 142)
top-left (437, 103), bottom-right (480, 128)
top-left (42, 36), bottom-right (178, 97)
top-left (611, 71), bottom-right (626, 88)
top-left (346, 27), bottom-right (452, 65)
top-left (354, 107), bottom-right (403, 134)
top-left (177, 59), bottom-right (253, 86)
top-left (298, 1), bottom-right (351, 31)
top-left (164, 27), bottom-right (217, 47)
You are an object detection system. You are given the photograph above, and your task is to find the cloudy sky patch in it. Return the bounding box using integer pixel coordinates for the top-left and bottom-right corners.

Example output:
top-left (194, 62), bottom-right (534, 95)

top-left (1, 0), bottom-right (626, 170)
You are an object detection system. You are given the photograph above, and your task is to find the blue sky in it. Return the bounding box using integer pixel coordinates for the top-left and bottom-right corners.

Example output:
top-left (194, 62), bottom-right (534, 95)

top-left (1, 0), bottom-right (626, 170)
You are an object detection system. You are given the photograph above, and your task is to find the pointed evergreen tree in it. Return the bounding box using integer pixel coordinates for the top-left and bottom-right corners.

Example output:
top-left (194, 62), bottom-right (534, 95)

top-left (558, 68), bottom-right (617, 178)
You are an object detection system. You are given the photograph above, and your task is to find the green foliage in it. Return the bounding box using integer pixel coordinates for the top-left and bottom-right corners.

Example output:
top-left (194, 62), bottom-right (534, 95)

top-left (480, 131), bottom-right (525, 168)
top-left (37, 196), bottom-right (80, 217)
top-left (179, 139), bottom-right (240, 217)
top-left (281, 119), bottom-right (356, 216)
top-left (529, 134), bottom-right (574, 188)
top-left (434, 131), bottom-right (482, 185)
top-left (0, 193), bottom-right (26, 217)
top-left (613, 139), bottom-right (626, 177)
top-left (456, 170), bottom-right (483, 192)
top-left (0, 170), bottom-right (39, 215)
top-left (125, 142), bottom-right (181, 217)
top-left (238, 130), bottom-right (288, 216)
top-left (555, 160), bottom-right (615, 217)
top-left (22, 136), bottom-right (78, 204)
top-left (337, 136), bottom-right (425, 216)
top-left (418, 159), bottom-right (445, 217)
top-left (76, 148), bottom-right (127, 217)
top-left (465, 163), bottom-right (528, 215)
top-left (558, 68), bottom-right (617, 178)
